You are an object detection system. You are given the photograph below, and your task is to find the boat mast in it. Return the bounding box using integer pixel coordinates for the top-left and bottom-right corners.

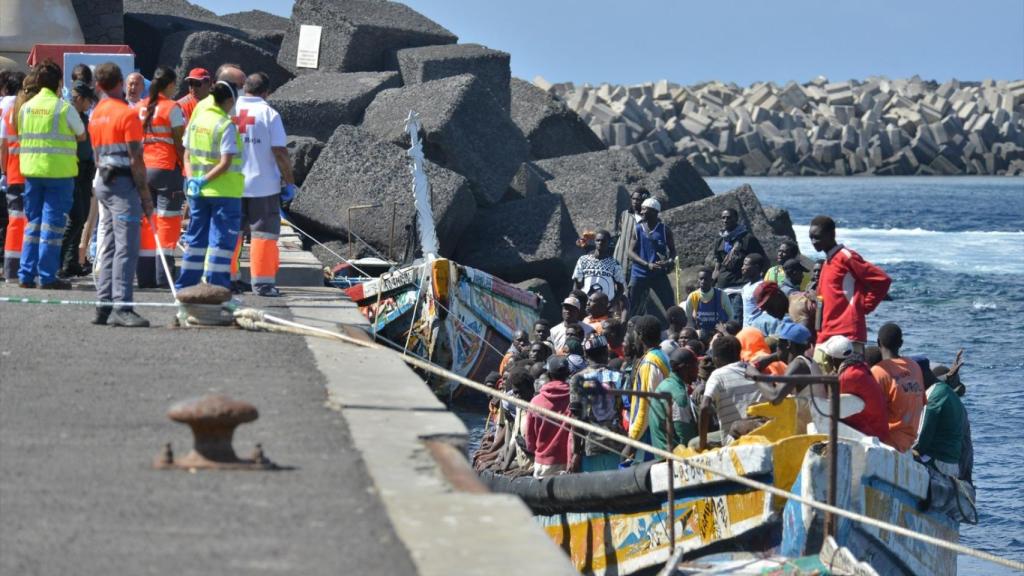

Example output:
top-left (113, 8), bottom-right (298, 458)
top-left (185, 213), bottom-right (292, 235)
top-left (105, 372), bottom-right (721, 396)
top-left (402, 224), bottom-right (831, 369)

top-left (404, 111), bottom-right (439, 261)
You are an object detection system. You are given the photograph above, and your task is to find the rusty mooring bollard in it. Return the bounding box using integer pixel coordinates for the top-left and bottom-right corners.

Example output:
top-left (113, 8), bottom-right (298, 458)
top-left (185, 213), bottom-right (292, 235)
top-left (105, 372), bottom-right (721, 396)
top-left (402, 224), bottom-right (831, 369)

top-left (154, 394), bottom-right (280, 471)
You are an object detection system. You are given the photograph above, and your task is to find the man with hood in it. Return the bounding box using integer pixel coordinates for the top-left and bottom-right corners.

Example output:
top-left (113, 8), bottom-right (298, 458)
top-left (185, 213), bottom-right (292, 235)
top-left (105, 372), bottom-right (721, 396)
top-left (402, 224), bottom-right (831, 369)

top-left (708, 207), bottom-right (766, 289)
top-left (525, 355), bottom-right (574, 478)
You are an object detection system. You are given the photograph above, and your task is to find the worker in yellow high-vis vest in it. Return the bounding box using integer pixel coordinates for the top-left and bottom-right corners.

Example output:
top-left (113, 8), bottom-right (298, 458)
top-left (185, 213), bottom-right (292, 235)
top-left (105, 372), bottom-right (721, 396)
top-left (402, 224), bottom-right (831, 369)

top-left (175, 80), bottom-right (243, 291)
top-left (16, 60), bottom-right (86, 289)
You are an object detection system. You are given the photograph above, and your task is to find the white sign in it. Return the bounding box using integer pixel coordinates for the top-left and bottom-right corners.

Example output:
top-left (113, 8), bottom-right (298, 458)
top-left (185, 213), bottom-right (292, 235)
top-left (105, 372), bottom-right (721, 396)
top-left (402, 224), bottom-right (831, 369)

top-left (62, 53), bottom-right (135, 97)
top-left (295, 25), bottom-right (323, 69)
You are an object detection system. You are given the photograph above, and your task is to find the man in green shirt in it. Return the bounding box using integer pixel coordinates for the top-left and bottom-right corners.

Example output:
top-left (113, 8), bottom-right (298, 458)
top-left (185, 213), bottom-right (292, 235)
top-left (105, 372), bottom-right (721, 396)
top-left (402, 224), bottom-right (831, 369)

top-left (912, 356), bottom-right (964, 477)
top-left (649, 347), bottom-right (699, 453)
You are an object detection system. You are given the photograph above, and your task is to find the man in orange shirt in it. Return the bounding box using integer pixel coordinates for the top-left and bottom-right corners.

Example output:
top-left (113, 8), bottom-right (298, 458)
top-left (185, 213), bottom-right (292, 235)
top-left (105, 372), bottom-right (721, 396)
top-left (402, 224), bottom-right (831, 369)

top-left (871, 322), bottom-right (925, 452)
top-left (89, 62), bottom-right (154, 327)
top-left (177, 68), bottom-right (211, 124)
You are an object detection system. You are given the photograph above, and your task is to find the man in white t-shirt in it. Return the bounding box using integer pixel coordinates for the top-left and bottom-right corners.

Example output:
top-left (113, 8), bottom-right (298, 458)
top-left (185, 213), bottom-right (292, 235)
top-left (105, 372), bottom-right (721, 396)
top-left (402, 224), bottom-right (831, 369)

top-left (231, 72), bottom-right (296, 297)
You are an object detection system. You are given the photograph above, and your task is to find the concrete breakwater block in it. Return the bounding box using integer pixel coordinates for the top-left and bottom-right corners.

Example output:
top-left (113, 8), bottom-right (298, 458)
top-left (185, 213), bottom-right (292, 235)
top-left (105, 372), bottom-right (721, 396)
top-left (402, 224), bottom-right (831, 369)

top-left (269, 72), bottom-right (401, 141)
top-left (277, 0), bottom-right (457, 74)
top-left (160, 30), bottom-right (294, 96)
top-left (289, 125), bottom-right (476, 258)
top-left (648, 156), bottom-right (714, 209)
top-left (525, 149), bottom-right (649, 238)
top-left (397, 44), bottom-right (512, 111)
top-left (660, 184), bottom-right (795, 270)
top-left (454, 194), bottom-right (581, 283)
top-left (219, 9), bottom-right (289, 31)
top-left (363, 73), bottom-right (529, 207)
top-left (285, 136), bottom-right (325, 187)
top-left (509, 78), bottom-right (606, 160)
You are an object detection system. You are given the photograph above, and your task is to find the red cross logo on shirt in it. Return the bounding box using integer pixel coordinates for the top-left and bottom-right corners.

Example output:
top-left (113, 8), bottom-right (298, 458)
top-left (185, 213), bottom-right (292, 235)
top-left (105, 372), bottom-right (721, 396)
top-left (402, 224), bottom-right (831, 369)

top-left (233, 109), bottom-right (256, 134)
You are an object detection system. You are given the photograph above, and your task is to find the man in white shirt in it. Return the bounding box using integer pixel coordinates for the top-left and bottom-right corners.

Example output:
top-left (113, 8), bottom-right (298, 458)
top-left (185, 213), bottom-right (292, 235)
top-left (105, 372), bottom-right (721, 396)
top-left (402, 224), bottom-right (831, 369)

top-left (548, 295), bottom-right (595, 353)
top-left (231, 72), bottom-right (296, 297)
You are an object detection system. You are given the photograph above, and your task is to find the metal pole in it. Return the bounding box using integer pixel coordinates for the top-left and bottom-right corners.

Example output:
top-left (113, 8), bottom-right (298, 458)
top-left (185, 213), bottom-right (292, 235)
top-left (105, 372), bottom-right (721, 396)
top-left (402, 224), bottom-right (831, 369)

top-left (389, 202), bottom-right (397, 261)
top-left (825, 379), bottom-right (839, 539)
top-left (347, 204), bottom-right (383, 260)
top-left (664, 396), bottom-right (676, 551)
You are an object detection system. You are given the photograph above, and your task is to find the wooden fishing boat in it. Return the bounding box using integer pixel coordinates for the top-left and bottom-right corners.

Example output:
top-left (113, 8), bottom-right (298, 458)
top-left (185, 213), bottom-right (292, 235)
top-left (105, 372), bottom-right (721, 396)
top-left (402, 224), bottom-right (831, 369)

top-left (343, 112), bottom-right (541, 391)
top-left (478, 394), bottom-right (973, 575)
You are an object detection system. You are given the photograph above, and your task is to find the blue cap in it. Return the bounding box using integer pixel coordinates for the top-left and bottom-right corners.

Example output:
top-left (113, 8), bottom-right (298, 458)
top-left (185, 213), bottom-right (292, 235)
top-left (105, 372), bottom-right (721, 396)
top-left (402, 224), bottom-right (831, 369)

top-left (778, 321), bottom-right (812, 345)
top-left (566, 354), bottom-right (586, 374)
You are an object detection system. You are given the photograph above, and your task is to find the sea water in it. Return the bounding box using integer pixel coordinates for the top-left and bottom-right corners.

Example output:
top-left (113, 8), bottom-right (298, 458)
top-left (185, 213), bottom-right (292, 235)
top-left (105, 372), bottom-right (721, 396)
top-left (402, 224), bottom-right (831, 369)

top-left (710, 176), bottom-right (1024, 574)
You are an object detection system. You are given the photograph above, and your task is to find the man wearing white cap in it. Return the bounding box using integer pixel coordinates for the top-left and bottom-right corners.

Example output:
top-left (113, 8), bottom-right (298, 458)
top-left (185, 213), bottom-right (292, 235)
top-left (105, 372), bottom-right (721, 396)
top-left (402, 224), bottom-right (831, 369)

top-left (817, 335), bottom-right (889, 439)
top-left (627, 197), bottom-right (676, 317)
top-left (549, 295), bottom-right (594, 353)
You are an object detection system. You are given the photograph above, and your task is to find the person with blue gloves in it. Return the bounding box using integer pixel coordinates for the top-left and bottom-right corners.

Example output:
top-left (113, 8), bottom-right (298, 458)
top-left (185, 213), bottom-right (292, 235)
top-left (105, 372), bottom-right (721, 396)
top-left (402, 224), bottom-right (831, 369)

top-left (175, 79), bottom-right (243, 291)
top-left (229, 72), bottom-right (296, 297)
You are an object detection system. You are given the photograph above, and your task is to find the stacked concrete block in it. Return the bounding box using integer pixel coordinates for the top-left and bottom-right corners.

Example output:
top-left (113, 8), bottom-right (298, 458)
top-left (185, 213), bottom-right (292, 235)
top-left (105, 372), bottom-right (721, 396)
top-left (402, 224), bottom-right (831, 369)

top-left (289, 125), bottom-right (476, 258)
top-left (453, 194), bottom-right (582, 283)
top-left (72, 0), bottom-right (124, 44)
top-left (397, 44), bottom-right (511, 110)
top-left (278, 0), bottom-right (457, 75)
top-left (543, 75), bottom-right (1024, 176)
top-left (269, 72), bottom-right (401, 141)
top-left (124, 0), bottom-right (252, 75)
top-left (285, 136), bottom-right (325, 187)
top-left (219, 10), bottom-right (290, 31)
top-left (160, 31), bottom-right (294, 98)
top-left (362, 73), bottom-right (530, 206)
top-left (509, 78), bottom-right (606, 160)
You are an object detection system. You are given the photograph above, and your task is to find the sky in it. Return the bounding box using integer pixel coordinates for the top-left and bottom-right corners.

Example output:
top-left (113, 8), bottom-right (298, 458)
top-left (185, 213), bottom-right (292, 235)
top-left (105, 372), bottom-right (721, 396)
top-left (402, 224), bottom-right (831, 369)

top-left (195, 0), bottom-right (1024, 86)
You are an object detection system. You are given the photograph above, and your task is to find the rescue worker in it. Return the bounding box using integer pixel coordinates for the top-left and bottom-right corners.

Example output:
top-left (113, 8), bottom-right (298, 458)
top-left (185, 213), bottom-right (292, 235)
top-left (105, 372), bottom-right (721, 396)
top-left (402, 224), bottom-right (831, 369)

top-left (230, 72), bottom-right (296, 297)
top-left (177, 68), bottom-right (211, 123)
top-left (16, 60), bottom-right (86, 289)
top-left (136, 66), bottom-right (185, 288)
top-left (175, 80), bottom-right (242, 291)
top-left (1, 70), bottom-right (28, 281)
top-left (89, 62), bottom-right (154, 327)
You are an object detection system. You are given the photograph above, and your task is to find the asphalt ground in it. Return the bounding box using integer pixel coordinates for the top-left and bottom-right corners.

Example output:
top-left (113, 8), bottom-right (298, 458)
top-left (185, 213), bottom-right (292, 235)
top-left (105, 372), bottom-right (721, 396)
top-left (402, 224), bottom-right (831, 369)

top-left (0, 283), bottom-right (417, 576)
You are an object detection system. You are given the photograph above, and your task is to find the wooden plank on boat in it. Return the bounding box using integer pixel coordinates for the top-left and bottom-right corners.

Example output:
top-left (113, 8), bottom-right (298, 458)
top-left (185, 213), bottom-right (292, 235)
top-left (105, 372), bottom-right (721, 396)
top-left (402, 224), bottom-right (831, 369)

top-left (649, 444), bottom-right (773, 493)
top-left (346, 264), bottom-right (422, 305)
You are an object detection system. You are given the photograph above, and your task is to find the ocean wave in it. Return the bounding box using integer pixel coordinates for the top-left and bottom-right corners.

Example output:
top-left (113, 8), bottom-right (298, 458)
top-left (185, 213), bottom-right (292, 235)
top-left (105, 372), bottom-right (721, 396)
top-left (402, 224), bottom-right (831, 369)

top-left (792, 225), bottom-right (1024, 275)
top-left (972, 300), bottom-right (999, 311)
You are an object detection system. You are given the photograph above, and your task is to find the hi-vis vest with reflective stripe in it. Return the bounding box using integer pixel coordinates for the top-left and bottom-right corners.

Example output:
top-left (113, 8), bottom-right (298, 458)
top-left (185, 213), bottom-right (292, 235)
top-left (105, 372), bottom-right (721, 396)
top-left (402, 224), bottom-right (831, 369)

top-left (139, 96), bottom-right (180, 171)
top-left (18, 88), bottom-right (78, 178)
top-left (186, 105), bottom-right (243, 198)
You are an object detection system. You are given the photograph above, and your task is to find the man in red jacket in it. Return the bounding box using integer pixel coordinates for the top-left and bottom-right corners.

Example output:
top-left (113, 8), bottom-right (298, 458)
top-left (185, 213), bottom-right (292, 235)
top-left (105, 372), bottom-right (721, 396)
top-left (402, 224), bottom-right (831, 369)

top-left (818, 335), bottom-right (889, 439)
top-left (808, 215), bottom-right (891, 349)
top-left (525, 356), bottom-right (574, 478)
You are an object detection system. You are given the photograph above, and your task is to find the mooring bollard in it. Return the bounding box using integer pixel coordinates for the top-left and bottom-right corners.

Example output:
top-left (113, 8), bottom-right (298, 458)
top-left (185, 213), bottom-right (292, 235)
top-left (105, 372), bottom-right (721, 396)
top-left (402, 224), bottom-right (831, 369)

top-left (155, 394), bottom-right (281, 471)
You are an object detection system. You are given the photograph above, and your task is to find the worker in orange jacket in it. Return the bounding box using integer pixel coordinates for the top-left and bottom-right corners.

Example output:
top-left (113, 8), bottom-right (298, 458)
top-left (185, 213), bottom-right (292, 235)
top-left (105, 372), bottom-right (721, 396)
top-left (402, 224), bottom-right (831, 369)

top-left (136, 66), bottom-right (186, 288)
top-left (1, 71), bottom-right (27, 280)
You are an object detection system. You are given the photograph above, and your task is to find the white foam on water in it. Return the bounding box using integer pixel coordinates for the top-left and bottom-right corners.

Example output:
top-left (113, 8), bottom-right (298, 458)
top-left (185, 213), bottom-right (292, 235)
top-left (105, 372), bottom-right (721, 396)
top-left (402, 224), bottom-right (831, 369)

top-left (792, 225), bottom-right (1024, 275)
top-left (972, 300), bottom-right (998, 310)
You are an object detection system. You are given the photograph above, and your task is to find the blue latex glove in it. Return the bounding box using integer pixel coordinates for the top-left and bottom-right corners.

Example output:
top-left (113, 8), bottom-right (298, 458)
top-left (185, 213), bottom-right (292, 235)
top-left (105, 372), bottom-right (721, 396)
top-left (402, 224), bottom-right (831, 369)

top-left (280, 183), bottom-right (297, 203)
top-left (185, 177), bottom-right (206, 198)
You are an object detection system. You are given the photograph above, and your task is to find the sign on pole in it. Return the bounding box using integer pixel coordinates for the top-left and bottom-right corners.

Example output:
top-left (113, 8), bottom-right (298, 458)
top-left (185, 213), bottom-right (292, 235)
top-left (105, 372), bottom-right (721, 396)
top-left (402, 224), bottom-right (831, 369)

top-left (295, 25), bottom-right (322, 69)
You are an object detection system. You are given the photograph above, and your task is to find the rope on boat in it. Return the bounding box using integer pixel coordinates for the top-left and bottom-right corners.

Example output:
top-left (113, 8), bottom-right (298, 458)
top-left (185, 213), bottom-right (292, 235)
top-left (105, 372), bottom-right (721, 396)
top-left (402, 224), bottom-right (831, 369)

top-left (234, 308), bottom-right (1024, 572)
top-left (280, 213), bottom-right (375, 279)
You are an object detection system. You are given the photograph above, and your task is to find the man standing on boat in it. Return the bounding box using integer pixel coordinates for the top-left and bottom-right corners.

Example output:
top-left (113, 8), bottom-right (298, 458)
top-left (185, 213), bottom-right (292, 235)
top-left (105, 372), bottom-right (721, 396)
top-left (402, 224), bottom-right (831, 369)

top-left (582, 291), bottom-right (611, 334)
top-left (682, 267), bottom-right (733, 342)
top-left (614, 185), bottom-right (649, 285)
top-left (573, 229), bottom-right (625, 309)
top-left (817, 335), bottom-right (888, 440)
top-left (695, 334), bottom-right (762, 449)
top-left (627, 198), bottom-right (677, 317)
top-left (648, 347), bottom-right (699, 452)
top-left (808, 215), bottom-right (891, 352)
top-left (913, 355), bottom-right (965, 478)
top-left (525, 355), bottom-right (574, 478)
top-left (568, 334), bottom-right (624, 471)
top-left (871, 323), bottom-right (926, 453)
top-left (622, 315), bottom-right (669, 461)
top-left (708, 207), bottom-right (766, 289)
top-left (550, 295), bottom-right (594, 352)
top-left (764, 240), bottom-right (809, 291)
top-left (739, 253), bottom-right (766, 327)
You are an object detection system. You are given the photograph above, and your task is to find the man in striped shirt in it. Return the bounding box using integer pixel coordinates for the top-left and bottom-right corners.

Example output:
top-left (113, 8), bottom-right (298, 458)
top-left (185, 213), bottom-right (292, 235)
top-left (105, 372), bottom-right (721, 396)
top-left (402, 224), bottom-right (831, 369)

top-left (697, 334), bottom-right (763, 449)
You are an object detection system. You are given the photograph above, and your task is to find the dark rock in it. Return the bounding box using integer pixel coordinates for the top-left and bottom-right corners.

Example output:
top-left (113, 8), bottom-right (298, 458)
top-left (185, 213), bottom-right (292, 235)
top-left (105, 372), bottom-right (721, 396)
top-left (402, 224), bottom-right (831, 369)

top-left (515, 278), bottom-right (560, 324)
top-left (503, 162), bottom-right (550, 202)
top-left (454, 194), bottom-right (581, 283)
top-left (647, 156), bottom-right (713, 209)
top-left (286, 136), bottom-right (326, 187)
top-left (159, 31), bottom-right (295, 99)
top-left (244, 30), bottom-right (286, 51)
top-left (397, 44), bottom-right (511, 110)
top-left (523, 149), bottom-right (651, 237)
top-left (289, 125), bottom-right (476, 258)
top-left (176, 283), bottom-right (232, 304)
top-left (310, 239), bottom-right (375, 269)
top-left (363, 73), bottom-right (529, 206)
top-left (71, 0), bottom-right (124, 44)
top-left (660, 184), bottom-right (796, 270)
top-left (219, 10), bottom-right (290, 31)
top-left (762, 206), bottom-right (797, 241)
top-left (269, 72), bottom-right (401, 141)
top-left (509, 78), bottom-right (606, 160)
top-left (278, 0), bottom-right (457, 75)
top-left (125, 0), bottom-right (222, 21)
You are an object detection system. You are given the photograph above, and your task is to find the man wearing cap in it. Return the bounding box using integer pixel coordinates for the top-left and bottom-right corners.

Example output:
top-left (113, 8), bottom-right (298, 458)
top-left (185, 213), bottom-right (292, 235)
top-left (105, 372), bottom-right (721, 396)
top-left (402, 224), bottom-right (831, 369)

top-left (913, 355), bottom-right (965, 478)
top-left (177, 68), bottom-right (212, 123)
top-left (549, 295), bottom-right (594, 352)
top-left (817, 335), bottom-right (888, 439)
top-left (748, 281), bottom-right (791, 337)
top-left (808, 215), bottom-right (891, 350)
top-left (627, 196), bottom-right (676, 317)
top-left (569, 334), bottom-right (625, 471)
top-left (649, 347), bottom-right (699, 452)
top-left (708, 207), bottom-right (766, 289)
top-left (870, 323), bottom-right (925, 453)
top-left (525, 355), bottom-right (574, 478)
